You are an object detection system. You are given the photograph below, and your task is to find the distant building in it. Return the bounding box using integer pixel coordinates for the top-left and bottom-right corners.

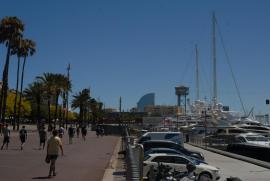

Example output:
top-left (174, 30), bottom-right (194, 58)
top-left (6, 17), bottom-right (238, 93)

top-left (137, 93), bottom-right (155, 112)
top-left (144, 105), bottom-right (182, 117)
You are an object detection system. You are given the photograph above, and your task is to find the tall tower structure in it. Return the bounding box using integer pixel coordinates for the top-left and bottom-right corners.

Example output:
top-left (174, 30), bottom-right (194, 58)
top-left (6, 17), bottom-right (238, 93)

top-left (175, 86), bottom-right (189, 114)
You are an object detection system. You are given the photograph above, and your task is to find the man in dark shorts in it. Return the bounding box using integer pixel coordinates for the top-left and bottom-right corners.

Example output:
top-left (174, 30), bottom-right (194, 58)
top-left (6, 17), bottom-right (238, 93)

top-left (46, 130), bottom-right (64, 178)
top-left (1, 124), bottom-right (10, 150)
top-left (19, 125), bottom-right (27, 150)
top-left (39, 127), bottom-right (47, 150)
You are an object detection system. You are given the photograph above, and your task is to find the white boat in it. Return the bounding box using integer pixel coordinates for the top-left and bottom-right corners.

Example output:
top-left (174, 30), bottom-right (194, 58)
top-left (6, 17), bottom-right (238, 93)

top-left (235, 133), bottom-right (270, 147)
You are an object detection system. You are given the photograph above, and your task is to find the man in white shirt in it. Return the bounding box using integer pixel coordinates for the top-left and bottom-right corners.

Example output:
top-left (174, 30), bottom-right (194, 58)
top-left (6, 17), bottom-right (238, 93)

top-left (46, 130), bottom-right (64, 178)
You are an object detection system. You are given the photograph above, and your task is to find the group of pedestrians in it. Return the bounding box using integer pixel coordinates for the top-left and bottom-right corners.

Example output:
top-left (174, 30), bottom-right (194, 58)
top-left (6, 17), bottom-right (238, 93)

top-left (68, 125), bottom-right (88, 144)
top-left (95, 125), bottom-right (105, 137)
top-left (1, 123), bottom-right (28, 150)
top-left (0, 123), bottom-right (92, 179)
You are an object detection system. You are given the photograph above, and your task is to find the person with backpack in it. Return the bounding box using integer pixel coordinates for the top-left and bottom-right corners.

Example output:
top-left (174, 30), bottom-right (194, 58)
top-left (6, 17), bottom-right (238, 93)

top-left (19, 125), bottom-right (27, 150)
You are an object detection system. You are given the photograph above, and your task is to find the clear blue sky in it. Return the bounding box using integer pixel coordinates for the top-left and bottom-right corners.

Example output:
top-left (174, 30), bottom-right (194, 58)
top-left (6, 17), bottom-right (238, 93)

top-left (0, 0), bottom-right (270, 114)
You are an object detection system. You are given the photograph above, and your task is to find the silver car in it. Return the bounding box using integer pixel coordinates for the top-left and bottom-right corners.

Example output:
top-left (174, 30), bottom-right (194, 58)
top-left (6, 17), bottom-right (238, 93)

top-left (143, 153), bottom-right (220, 180)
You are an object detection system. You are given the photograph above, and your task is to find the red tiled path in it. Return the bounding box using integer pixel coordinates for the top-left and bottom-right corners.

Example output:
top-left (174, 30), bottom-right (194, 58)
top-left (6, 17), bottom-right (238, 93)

top-left (0, 129), bottom-right (119, 181)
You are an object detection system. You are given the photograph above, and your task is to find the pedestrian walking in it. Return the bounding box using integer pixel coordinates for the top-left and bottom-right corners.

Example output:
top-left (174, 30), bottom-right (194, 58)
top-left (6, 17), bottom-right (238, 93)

top-left (39, 127), bottom-right (47, 150)
top-left (46, 130), bottom-right (64, 178)
top-left (101, 126), bottom-right (105, 136)
top-left (76, 125), bottom-right (80, 138)
top-left (81, 126), bottom-right (87, 141)
top-left (68, 125), bottom-right (75, 144)
top-left (1, 124), bottom-right (10, 150)
top-left (95, 125), bottom-right (100, 137)
top-left (19, 125), bottom-right (27, 150)
top-left (58, 126), bottom-right (64, 138)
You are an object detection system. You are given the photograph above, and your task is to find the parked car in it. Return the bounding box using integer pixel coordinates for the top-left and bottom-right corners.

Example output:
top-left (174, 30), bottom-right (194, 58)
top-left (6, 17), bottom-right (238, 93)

top-left (143, 153), bottom-right (220, 180)
top-left (144, 148), bottom-right (208, 164)
top-left (138, 132), bottom-right (184, 146)
top-left (141, 140), bottom-right (205, 160)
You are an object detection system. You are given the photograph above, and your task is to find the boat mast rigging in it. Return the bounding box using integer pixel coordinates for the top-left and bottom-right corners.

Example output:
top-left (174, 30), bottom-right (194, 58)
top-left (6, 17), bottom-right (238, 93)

top-left (212, 12), bottom-right (218, 109)
top-left (195, 44), bottom-right (200, 100)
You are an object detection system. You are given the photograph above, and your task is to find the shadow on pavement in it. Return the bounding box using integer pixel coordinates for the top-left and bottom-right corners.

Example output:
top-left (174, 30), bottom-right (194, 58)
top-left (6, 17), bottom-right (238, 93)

top-left (32, 176), bottom-right (50, 179)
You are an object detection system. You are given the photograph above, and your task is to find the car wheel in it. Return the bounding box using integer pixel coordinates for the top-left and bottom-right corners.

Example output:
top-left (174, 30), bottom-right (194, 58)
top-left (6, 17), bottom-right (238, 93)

top-left (198, 172), bottom-right (212, 181)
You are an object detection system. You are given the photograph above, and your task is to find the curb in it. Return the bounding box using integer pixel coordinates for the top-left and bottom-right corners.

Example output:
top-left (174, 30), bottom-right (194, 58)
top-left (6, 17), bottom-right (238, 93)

top-left (102, 137), bottom-right (122, 181)
top-left (188, 143), bottom-right (270, 169)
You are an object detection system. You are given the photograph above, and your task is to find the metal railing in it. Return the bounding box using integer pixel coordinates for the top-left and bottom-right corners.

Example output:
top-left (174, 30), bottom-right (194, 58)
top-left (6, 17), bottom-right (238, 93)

top-left (124, 128), bottom-right (141, 181)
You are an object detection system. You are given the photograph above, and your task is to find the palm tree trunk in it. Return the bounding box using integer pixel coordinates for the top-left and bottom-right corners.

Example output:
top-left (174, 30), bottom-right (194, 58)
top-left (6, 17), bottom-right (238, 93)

top-left (0, 66), bottom-right (7, 121)
top-left (79, 105), bottom-right (83, 126)
top-left (62, 92), bottom-right (66, 128)
top-left (17, 56), bottom-right (26, 130)
top-left (37, 96), bottom-right (41, 128)
top-left (13, 56), bottom-right (20, 130)
top-left (54, 93), bottom-right (59, 128)
top-left (48, 99), bottom-right (51, 131)
top-left (0, 44), bottom-right (11, 122)
top-left (66, 91), bottom-right (69, 129)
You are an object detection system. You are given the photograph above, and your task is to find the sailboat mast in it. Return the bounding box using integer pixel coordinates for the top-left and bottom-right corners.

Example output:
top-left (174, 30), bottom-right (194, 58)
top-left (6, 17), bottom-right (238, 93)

top-left (212, 12), bottom-right (217, 108)
top-left (195, 44), bottom-right (199, 100)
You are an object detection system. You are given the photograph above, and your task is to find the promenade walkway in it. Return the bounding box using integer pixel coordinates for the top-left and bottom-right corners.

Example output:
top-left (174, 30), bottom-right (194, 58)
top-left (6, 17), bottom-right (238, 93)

top-left (0, 128), bottom-right (119, 181)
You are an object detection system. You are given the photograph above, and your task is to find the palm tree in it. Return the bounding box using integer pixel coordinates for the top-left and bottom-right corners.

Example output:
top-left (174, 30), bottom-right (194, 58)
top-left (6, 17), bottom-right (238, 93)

top-left (90, 98), bottom-right (98, 124)
top-left (71, 88), bottom-right (90, 125)
top-left (52, 74), bottom-right (67, 128)
top-left (17, 39), bottom-right (36, 130)
top-left (37, 73), bottom-right (68, 129)
top-left (24, 81), bottom-right (43, 128)
top-left (37, 73), bottom-right (55, 130)
top-left (10, 38), bottom-right (22, 130)
top-left (0, 16), bottom-right (24, 122)
top-left (61, 75), bottom-right (71, 128)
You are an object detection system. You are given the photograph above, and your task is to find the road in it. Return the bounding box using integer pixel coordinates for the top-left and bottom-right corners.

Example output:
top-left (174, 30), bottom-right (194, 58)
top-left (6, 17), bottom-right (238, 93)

top-left (0, 129), bottom-right (119, 181)
top-left (185, 144), bottom-right (270, 181)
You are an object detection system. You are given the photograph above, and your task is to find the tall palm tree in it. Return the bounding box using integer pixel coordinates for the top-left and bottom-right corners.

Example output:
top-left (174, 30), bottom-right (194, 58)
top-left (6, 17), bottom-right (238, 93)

top-left (52, 74), bottom-right (66, 128)
top-left (17, 39), bottom-right (36, 130)
top-left (61, 75), bottom-right (71, 128)
top-left (11, 38), bottom-right (23, 130)
top-left (37, 73), bottom-right (55, 130)
top-left (24, 81), bottom-right (43, 128)
top-left (0, 16), bottom-right (24, 121)
top-left (37, 73), bottom-right (68, 128)
top-left (71, 88), bottom-right (90, 125)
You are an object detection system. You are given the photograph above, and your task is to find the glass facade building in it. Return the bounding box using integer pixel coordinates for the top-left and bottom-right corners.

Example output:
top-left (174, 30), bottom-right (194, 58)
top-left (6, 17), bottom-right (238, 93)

top-left (137, 93), bottom-right (155, 112)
